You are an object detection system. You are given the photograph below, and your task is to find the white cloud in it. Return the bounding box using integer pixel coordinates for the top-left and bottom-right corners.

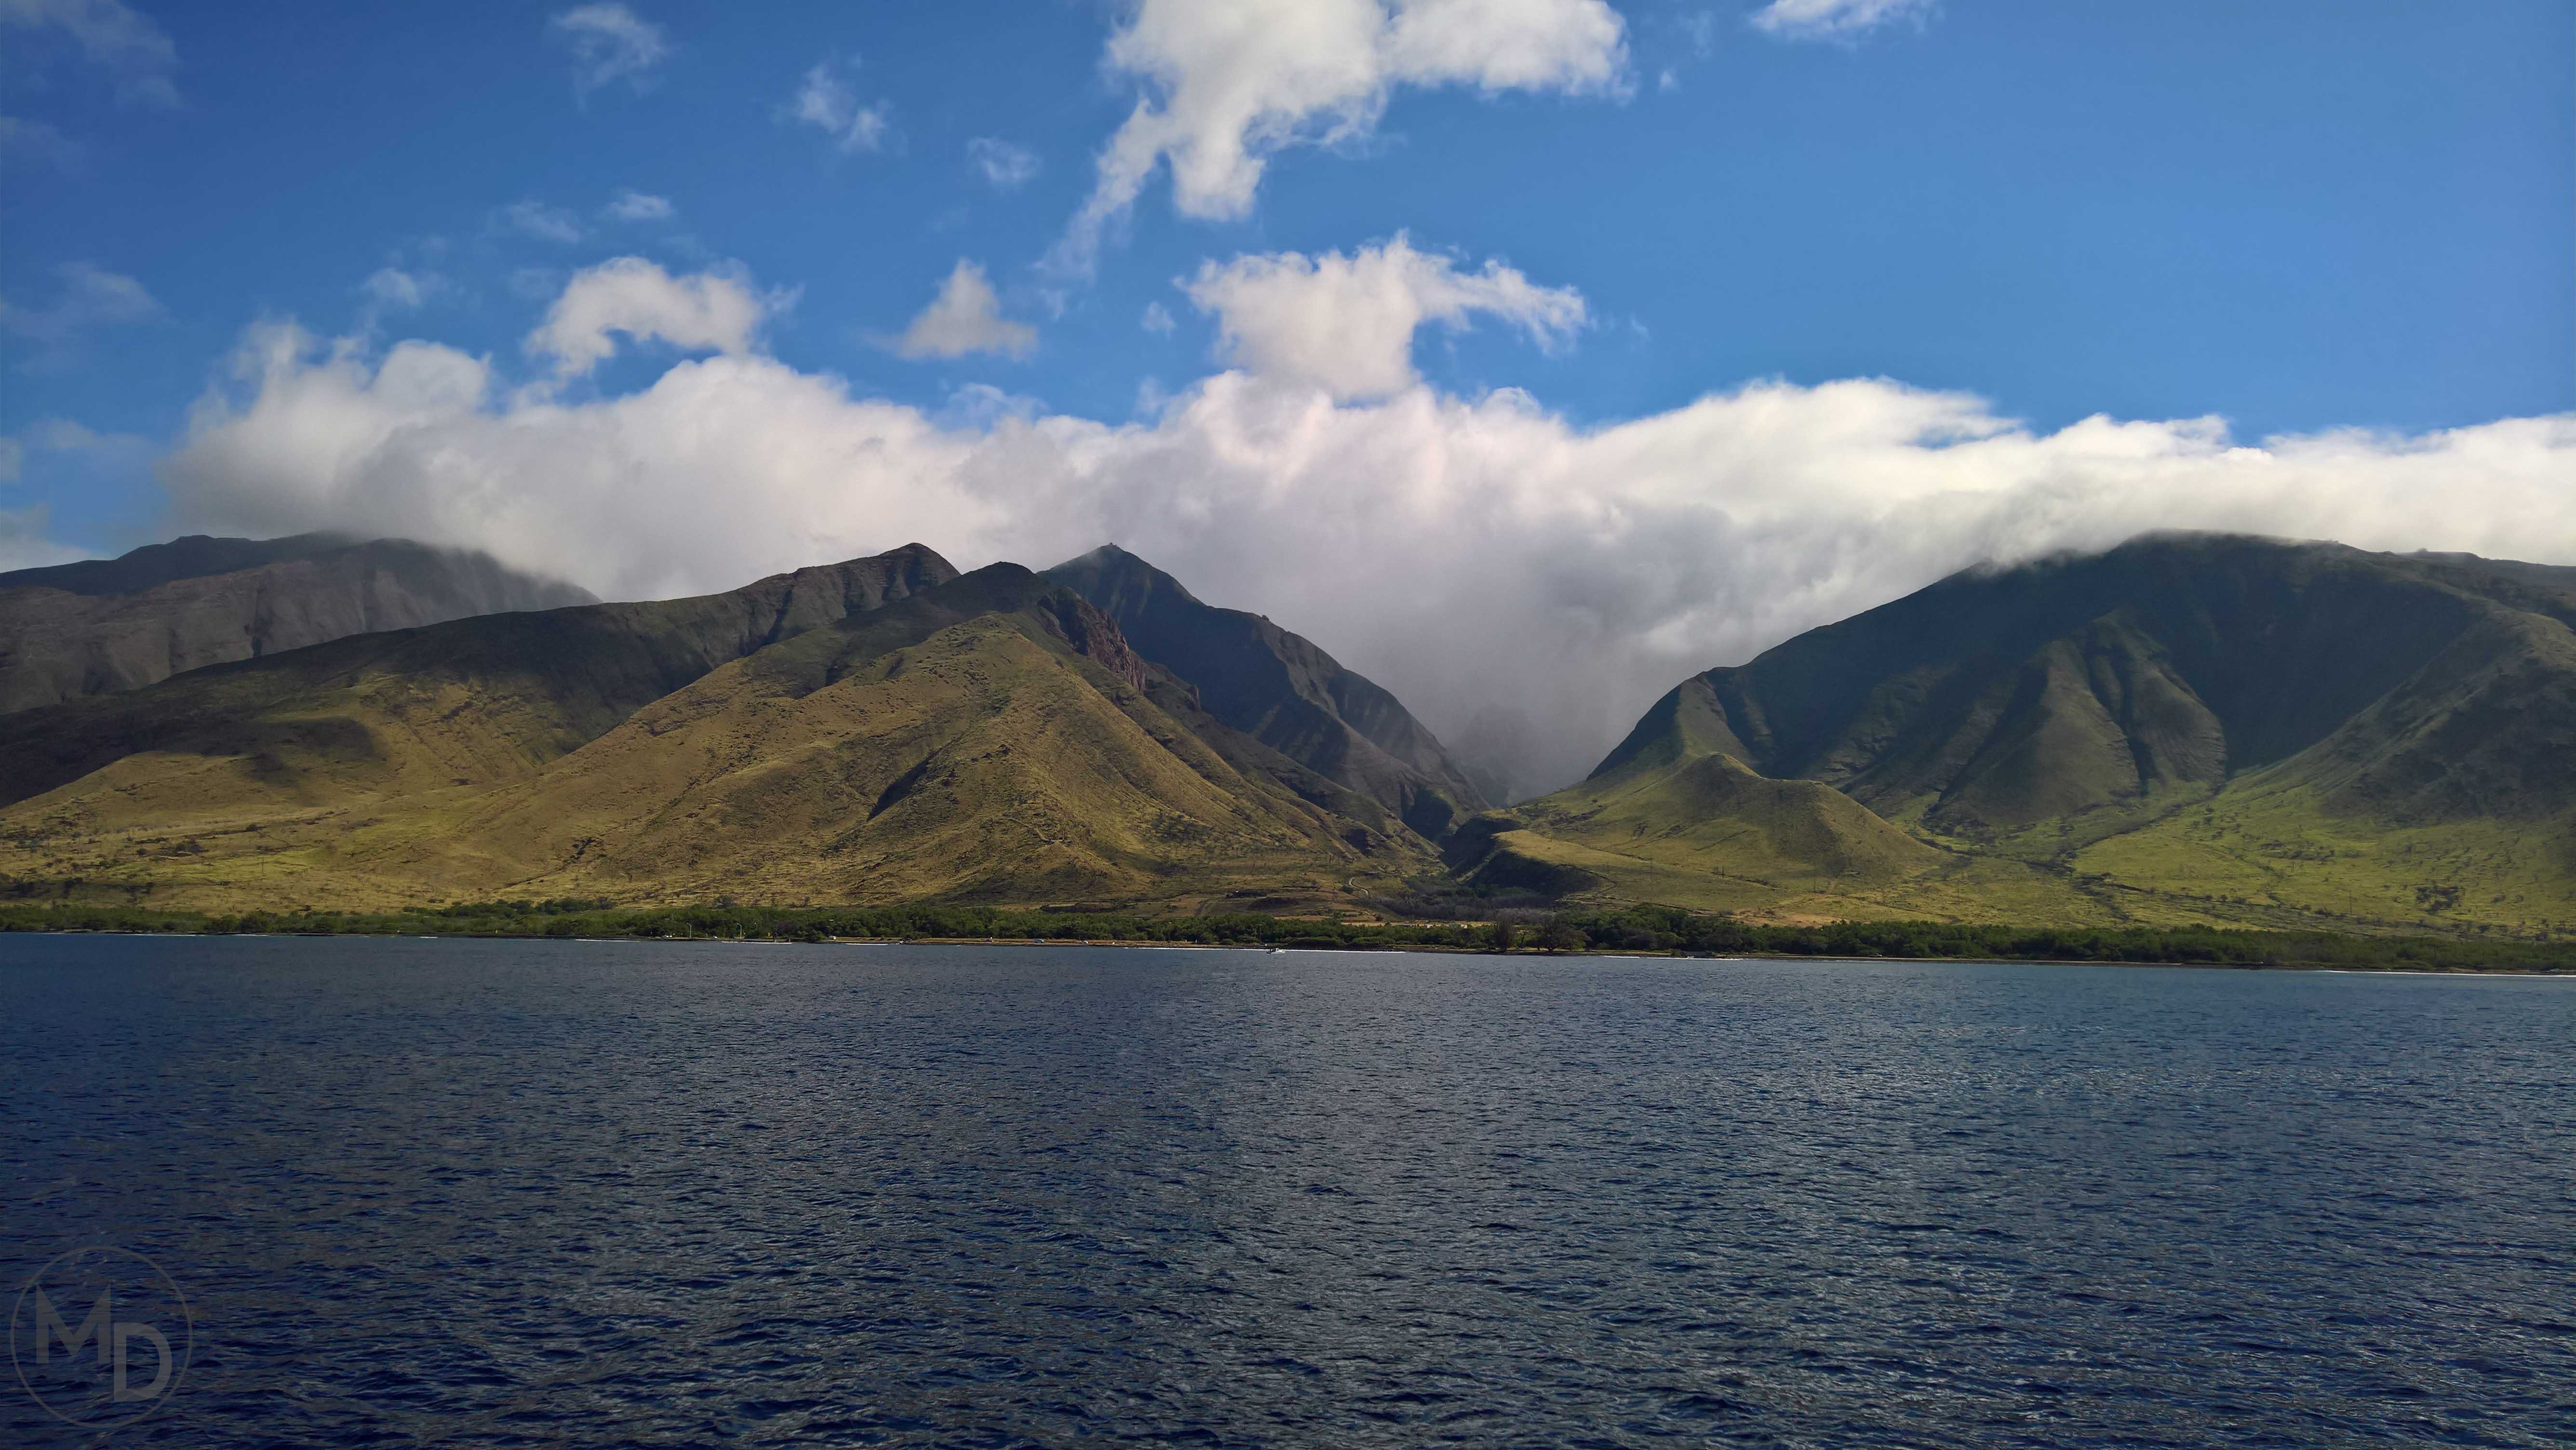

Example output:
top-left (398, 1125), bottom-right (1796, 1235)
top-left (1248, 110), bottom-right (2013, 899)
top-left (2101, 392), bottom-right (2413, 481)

top-left (158, 301), bottom-right (2576, 795)
top-left (1140, 301), bottom-right (1176, 335)
top-left (1181, 235), bottom-right (1585, 400)
top-left (967, 136), bottom-right (1041, 190)
top-left (2, 260), bottom-right (162, 367)
top-left (1053, 0), bottom-right (1626, 273)
top-left (549, 3), bottom-right (668, 97)
top-left (880, 260), bottom-right (1036, 362)
top-left (785, 57), bottom-right (890, 154)
top-left (604, 188), bottom-right (675, 221)
top-left (524, 257), bottom-right (778, 382)
top-left (1750, 0), bottom-right (1935, 42)
top-left (493, 200), bottom-right (585, 244)
top-left (0, 0), bottom-right (180, 107)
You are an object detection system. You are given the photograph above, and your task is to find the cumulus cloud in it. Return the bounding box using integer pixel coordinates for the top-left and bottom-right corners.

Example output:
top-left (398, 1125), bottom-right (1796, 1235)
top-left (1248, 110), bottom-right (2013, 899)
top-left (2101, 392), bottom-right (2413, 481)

top-left (1750, 0), bottom-right (1935, 42)
top-left (785, 56), bottom-right (890, 154)
top-left (880, 260), bottom-right (1037, 361)
top-left (604, 188), bottom-right (675, 221)
top-left (2, 260), bottom-right (162, 367)
top-left (1054, 0), bottom-right (1626, 273)
top-left (967, 136), bottom-right (1041, 190)
top-left (0, 0), bottom-right (180, 106)
top-left (523, 257), bottom-right (778, 381)
top-left (549, 3), bottom-right (668, 98)
top-left (156, 287), bottom-right (2576, 794)
top-left (1140, 301), bottom-right (1177, 335)
top-left (1182, 234), bottom-right (1585, 400)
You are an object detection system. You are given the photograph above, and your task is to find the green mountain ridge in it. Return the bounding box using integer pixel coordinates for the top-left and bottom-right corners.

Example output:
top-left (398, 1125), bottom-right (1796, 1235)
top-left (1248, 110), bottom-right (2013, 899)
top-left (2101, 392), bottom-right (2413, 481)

top-left (1492, 535), bottom-right (2576, 934)
top-left (0, 546), bottom-right (1431, 913)
top-left (2, 529), bottom-right (2567, 937)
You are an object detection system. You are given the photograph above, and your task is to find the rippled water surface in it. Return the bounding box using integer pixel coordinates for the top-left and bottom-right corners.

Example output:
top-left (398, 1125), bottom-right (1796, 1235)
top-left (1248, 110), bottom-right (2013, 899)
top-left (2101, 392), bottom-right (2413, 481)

top-left (4, 937), bottom-right (2572, 1446)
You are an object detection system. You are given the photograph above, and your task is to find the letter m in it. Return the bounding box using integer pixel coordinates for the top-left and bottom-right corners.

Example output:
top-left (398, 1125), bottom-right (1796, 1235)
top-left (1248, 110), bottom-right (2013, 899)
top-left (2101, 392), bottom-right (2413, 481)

top-left (32, 1287), bottom-right (111, 1365)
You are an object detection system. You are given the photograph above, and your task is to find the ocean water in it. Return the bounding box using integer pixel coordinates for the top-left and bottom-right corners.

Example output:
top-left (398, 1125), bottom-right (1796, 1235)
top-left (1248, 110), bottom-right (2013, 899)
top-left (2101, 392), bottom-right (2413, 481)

top-left (2, 936), bottom-right (2570, 1447)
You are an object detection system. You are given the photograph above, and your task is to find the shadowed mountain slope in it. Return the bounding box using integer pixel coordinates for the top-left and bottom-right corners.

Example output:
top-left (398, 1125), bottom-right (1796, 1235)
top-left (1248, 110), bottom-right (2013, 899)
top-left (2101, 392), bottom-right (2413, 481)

top-left (0, 544), bottom-right (960, 816)
top-left (1045, 545), bottom-right (1487, 840)
top-left (0, 550), bottom-right (1425, 912)
top-left (1594, 535), bottom-right (2576, 832)
top-left (1506, 535), bottom-right (2576, 932)
top-left (0, 534), bottom-right (601, 713)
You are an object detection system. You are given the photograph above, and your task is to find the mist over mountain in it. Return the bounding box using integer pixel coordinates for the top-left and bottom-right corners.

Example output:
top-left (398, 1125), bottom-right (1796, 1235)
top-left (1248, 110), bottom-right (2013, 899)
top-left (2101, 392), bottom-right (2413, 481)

top-left (2, 527), bottom-right (2567, 935)
top-left (145, 304), bottom-right (2576, 799)
top-left (0, 534), bottom-right (596, 714)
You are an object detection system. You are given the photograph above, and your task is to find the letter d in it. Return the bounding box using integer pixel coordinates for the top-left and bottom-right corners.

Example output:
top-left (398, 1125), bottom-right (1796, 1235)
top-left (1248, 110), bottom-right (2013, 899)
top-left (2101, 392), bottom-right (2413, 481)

top-left (112, 1322), bottom-right (170, 1402)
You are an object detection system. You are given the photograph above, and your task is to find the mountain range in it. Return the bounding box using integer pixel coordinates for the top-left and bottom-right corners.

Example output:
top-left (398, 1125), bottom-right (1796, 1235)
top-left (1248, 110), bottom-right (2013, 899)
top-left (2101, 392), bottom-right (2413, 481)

top-left (2, 530), bottom-right (2568, 937)
top-left (0, 538), bottom-right (1468, 913)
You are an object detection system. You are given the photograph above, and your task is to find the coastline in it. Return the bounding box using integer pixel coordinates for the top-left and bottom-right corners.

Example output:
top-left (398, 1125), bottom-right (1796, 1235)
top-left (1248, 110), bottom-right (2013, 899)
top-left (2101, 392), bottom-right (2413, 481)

top-left (4, 918), bottom-right (2570, 976)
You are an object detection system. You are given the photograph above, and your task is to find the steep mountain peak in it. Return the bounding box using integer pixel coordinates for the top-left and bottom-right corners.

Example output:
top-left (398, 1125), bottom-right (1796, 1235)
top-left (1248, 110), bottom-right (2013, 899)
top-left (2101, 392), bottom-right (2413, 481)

top-left (1044, 543), bottom-right (1488, 838)
top-left (1044, 543), bottom-right (1209, 612)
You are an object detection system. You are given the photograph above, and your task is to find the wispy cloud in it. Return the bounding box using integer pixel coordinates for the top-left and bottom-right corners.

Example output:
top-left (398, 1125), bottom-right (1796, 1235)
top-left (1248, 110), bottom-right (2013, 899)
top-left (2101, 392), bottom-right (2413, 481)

top-left (1, 260), bottom-right (163, 369)
top-left (967, 137), bottom-right (1040, 191)
top-left (549, 3), bottom-right (669, 99)
top-left (492, 199), bottom-right (586, 244)
top-left (0, 115), bottom-right (84, 171)
top-left (1749, 0), bottom-right (1935, 43)
top-left (604, 188), bottom-right (675, 222)
top-left (784, 56), bottom-right (890, 154)
top-left (0, 0), bottom-right (182, 107)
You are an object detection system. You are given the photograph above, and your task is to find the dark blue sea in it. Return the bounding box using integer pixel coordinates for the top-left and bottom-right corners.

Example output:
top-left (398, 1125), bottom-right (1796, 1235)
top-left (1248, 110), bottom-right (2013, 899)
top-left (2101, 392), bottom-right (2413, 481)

top-left (3, 936), bottom-right (2570, 1447)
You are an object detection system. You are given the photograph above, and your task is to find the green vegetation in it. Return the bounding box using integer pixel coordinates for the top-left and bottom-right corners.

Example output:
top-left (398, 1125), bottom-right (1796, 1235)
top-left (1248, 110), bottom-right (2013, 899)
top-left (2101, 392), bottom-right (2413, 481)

top-left (1497, 537), bottom-right (2576, 933)
top-left (0, 556), bottom-right (1428, 914)
top-left (3, 900), bottom-right (2565, 972)
top-left (5, 534), bottom-right (2570, 940)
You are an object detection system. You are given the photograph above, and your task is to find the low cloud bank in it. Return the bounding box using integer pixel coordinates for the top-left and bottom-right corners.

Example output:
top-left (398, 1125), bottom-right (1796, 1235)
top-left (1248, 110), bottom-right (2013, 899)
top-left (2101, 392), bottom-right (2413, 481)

top-left (158, 265), bottom-right (2576, 797)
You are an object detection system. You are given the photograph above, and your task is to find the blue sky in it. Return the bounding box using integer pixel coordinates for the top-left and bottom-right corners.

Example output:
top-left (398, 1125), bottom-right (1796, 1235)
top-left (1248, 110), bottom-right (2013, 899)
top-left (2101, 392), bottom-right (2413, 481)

top-left (4, 0), bottom-right (2572, 788)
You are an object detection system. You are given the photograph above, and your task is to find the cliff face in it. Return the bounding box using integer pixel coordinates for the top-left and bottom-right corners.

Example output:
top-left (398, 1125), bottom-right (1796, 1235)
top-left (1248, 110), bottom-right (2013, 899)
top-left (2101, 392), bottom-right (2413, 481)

top-left (0, 535), bottom-right (602, 713)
